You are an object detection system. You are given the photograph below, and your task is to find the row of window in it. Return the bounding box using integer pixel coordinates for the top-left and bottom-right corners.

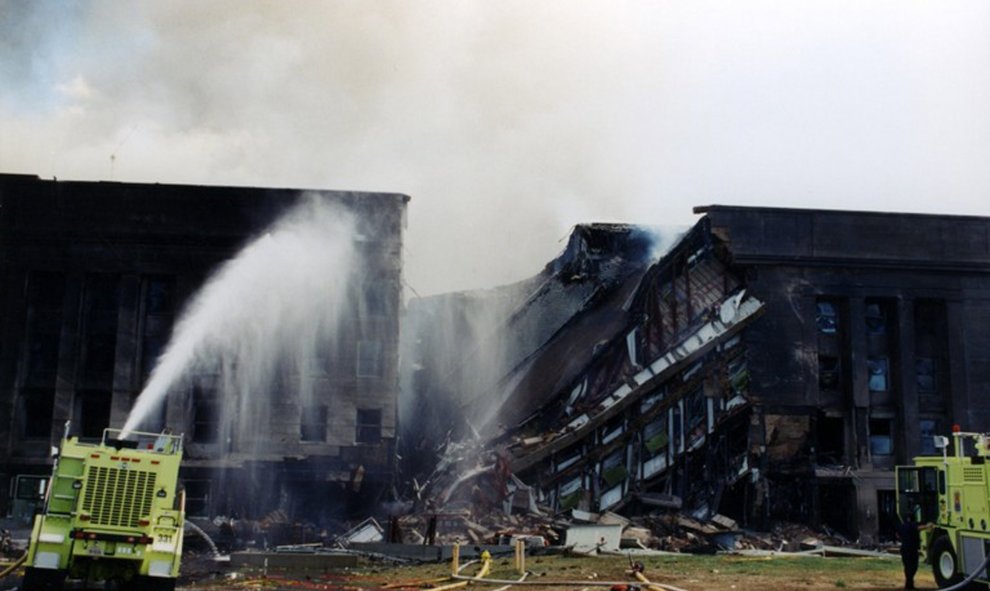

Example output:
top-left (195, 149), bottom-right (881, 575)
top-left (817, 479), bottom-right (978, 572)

top-left (22, 273), bottom-right (391, 388)
top-left (820, 355), bottom-right (895, 392)
top-left (190, 397), bottom-right (382, 446)
top-left (867, 418), bottom-right (943, 458)
top-left (816, 300), bottom-right (890, 335)
top-left (16, 385), bottom-right (384, 447)
top-left (549, 358), bottom-right (749, 512)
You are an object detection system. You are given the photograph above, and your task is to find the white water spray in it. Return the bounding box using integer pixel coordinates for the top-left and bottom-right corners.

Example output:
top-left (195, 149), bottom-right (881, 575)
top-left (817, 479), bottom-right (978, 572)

top-left (123, 195), bottom-right (356, 434)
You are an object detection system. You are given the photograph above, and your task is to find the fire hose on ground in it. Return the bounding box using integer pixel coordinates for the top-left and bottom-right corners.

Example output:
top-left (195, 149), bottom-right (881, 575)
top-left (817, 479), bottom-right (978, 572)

top-left (0, 553), bottom-right (27, 579)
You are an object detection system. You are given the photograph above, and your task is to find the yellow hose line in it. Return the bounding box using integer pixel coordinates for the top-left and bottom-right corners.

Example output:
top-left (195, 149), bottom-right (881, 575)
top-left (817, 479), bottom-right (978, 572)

top-left (0, 553), bottom-right (27, 579)
top-left (431, 559), bottom-right (492, 591)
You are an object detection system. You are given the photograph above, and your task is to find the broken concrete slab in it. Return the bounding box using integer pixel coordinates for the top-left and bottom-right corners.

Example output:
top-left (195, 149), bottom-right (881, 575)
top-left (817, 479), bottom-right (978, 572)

top-left (564, 523), bottom-right (623, 553)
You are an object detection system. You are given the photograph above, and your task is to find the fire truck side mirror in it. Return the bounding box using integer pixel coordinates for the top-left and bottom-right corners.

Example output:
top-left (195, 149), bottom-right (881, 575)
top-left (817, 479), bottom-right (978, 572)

top-left (934, 436), bottom-right (950, 450)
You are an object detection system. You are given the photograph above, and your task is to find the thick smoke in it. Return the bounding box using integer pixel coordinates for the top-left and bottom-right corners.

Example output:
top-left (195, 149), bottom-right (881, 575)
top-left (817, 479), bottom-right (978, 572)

top-left (3, 2), bottom-right (990, 295)
top-left (123, 195), bottom-right (355, 433)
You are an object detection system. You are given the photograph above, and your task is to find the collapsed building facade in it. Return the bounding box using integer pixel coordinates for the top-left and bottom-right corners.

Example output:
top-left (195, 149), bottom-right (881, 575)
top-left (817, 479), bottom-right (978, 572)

top-left (404, 205), bottom-right (990, 543)
top-left (0, 174), bottom-right (408, 524)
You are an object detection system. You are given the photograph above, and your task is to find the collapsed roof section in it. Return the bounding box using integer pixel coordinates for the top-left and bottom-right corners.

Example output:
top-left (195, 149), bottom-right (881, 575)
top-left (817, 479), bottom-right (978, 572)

top-left (484, 218), bottom-right (765, 517)
top-left (407, 218), bottom-right (765, 520)
top-left (400, 224), bottom-right (657, 448)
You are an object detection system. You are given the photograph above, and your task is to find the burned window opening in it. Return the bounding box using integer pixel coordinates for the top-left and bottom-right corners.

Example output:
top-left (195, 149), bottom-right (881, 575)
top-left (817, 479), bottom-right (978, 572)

top-left (76, 389), bottom-right (111, 439)
top-left (80, 274), bottom-right (121, 385)
top-left (816, 300), bottom-right (839, 334)
top-left (300, 404), bottom-right (328, 442)
top-left (818, 355), bottom-right (840, 390)
top-left (816, 415), bottom-right (845, 465)
top-left (140, 275), bottom-right (176, 379)
top-left (864, 301), bottom-right (886, 335)
top-left (24, 272), bottom-right (65, 384)
top-left (919, 419), bottom-right (939, 456)
top-left (915, 357), bottom-right (936, 393)
top-left (21, 388), bottom-right (55, 439)
top-left (184, 479), bottom-right (212, 517)
top-left (356, 408), bottom-right (382, 444)
top-left (867, 357), bottom-right (889, 392)
top-left (192, 387), bottom-right (220, 444)
top-left (869, 418), bottom-right (893, 456)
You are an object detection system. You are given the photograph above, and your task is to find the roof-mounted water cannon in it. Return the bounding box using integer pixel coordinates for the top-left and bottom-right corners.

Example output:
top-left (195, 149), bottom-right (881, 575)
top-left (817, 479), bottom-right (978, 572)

top-left (947, 425), bottom-right (990, 459)
top-left (933, 434), bottom-right (950, 465)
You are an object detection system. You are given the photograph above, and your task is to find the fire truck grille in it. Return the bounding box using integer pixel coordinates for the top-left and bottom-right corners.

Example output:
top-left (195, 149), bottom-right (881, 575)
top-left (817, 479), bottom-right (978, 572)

top-left (964, 467), bottom-right (984, 483)
top-left (82, 467), bottom-right (157, 527)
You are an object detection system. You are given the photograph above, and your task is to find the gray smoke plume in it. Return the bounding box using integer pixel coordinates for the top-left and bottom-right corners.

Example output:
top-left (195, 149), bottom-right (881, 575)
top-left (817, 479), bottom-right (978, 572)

top-left (3, 1), bottom-right (990, 295)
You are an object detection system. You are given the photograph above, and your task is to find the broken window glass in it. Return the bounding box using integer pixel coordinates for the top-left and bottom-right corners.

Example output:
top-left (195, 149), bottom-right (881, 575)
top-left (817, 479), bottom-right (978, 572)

top-left (301, 405), bottom-right (328, 442)
top-left (600, 484), bottom-right (623, 511)
top-left (600, 417), bottom-right (624, 446)
top-left (864, 302), bottom-right (886, 335)
top-left (643, 418), bottom-right (669, 456)
top-left (600, 449), bottom-right (627, 487)
top-left (868, 358), bottom-right (889, 392)
top-left (640, 386), bottom-right (666, 414)
top-left (869, 419), bottom-right (893, 456)
top-left (558, 476), bottom-right (584, 511)
top-left (555, 446), bottom-right (583, 473)
top-left (816, 301), bottom-right (838, 334)
top-left (356, 408), bottom-right (382, 444)
top-left (672, 405), bottom-right (683, 454)
top-left (818, 356), bottom-right (840, 390)
top-left (915, 358), bottom-right (936, 393)
top-left (686, 388), bottom-right (706, 449)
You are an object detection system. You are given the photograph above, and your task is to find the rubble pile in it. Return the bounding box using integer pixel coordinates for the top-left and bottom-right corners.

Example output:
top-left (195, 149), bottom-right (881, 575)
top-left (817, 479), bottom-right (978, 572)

top-left (341, 498), bottom-right (864, 558)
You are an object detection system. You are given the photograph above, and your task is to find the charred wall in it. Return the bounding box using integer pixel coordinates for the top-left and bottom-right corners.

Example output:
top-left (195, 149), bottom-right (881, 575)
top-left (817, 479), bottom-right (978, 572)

top-left (700, 205), bottom-right (990, 541)
top-left (0, 173), bottom-right (409, 522)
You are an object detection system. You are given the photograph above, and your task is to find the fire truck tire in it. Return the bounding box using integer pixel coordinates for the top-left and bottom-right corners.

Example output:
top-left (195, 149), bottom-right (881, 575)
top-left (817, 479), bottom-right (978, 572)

top-left (932, 535), bottom-right (965, 589)
top-left (129, 575), bottom-right (176, 591)
top-left (21, 566), bottom-right (67, 591)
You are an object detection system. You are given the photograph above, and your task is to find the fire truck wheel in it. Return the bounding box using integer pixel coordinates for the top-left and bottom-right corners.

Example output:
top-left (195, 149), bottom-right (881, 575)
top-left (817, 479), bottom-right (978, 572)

top-left (21, 567), bottom-right (67, 591)
top-left (931, 535), bottom-right (964, 589)
top-left (129, 575), bottom-right (176, 591)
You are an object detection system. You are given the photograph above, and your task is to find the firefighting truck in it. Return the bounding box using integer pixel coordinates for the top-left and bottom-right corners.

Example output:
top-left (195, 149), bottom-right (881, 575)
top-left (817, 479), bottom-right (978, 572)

top-left (21, 426), bottom-right (184, 591)
top-left (897, 428), bottom-right (990, 589)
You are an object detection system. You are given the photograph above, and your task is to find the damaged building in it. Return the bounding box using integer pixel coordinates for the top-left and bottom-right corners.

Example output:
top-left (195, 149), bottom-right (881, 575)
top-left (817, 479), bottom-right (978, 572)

top-left (404, 205), bottom-right (990, 543)
top-left (0, 173), bottom-right (408, 525)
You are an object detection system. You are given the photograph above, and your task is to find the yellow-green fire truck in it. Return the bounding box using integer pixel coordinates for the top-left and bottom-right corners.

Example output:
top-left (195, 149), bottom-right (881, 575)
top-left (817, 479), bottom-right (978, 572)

top-left (22, 427), bottom-right (184, 591)
top-left (897, 429), bottom-right (990, 589)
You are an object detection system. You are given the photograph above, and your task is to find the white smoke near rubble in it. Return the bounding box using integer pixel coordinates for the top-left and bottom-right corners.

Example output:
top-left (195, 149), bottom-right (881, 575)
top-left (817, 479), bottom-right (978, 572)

top-left (123, 195), bottom-right (356, 434)
top-left (5, 2), bottom-right (989, 296)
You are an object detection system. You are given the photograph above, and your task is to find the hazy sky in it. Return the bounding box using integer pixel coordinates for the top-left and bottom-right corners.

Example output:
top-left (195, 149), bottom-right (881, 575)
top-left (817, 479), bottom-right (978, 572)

top-left (2, 1), bottom-right (989, 295)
